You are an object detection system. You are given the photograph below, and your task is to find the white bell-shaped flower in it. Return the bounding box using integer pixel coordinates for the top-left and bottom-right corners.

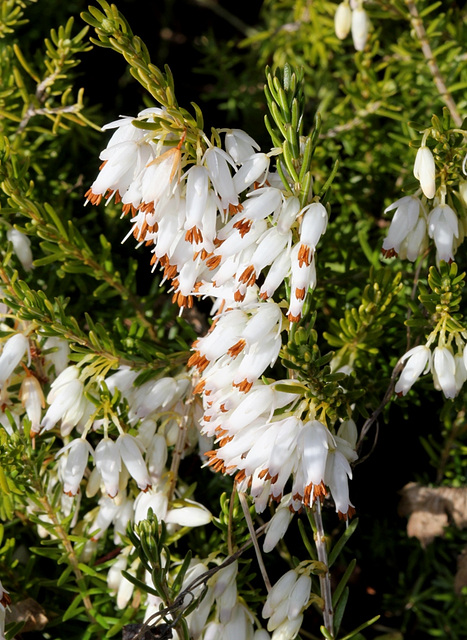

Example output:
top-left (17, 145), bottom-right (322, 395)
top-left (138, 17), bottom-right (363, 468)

top-left (0, 333), bottom-right (29, 388)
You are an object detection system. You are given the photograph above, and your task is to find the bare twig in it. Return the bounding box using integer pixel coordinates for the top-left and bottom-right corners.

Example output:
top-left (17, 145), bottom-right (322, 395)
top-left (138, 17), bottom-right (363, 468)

top-left (313, 500), bottom-right (334, 637)
top-left (405, 0), bottom-right (463, 127)
top-left (238, 490), bottom-right (271, 592)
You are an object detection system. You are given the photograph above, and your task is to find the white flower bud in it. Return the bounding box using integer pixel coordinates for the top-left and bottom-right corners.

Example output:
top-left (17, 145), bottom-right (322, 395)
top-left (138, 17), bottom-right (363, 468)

top-left (335, 2), bottom-right (352, 39)
top-left (7, 228), bottom-right (33, 271)
top-left (351, 6), bottom-right (369, 51)
top-left (414, 146), bottom-right (436, 199)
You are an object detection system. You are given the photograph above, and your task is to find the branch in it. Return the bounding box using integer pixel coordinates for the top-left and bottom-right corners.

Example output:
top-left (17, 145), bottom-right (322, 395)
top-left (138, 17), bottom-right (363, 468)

top-left (404, 0), bottom-right (463, 127)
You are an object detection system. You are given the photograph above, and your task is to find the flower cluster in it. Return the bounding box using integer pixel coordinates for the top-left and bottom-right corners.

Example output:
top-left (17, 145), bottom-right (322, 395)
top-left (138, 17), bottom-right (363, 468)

top-left (382, 143), bottom-right (466, 265)
top-left (334, 0), bottom-right (370, 51)
top-left (84, 108), bottom-right (356, 523)
top-left (85, 109), bottom-right (327, 319)
top-left (395, 341), bottom-right (467, 400)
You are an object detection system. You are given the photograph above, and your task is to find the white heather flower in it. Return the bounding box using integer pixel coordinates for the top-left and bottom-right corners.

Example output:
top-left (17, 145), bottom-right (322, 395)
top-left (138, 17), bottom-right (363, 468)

top-left (263, 569), bottom-right (310, 637)
top-left (287, 244), bottom-right (317, 322)
top-left (225, 129), bottom-right (260, 164)
top-left (398, 216), bottom-right (428, 262)
top-left (19, 374), bottom-right (45, 432)
top-left (94, 438), bottom-right (121, 498)
top-left (133, 487), bottom-right (168, 524)
top-left (382, 196), bottom-right (424, 259)
top-left (335, 2), bottom-right (352, 39)
top-left (165, 501), bottom-right (212, 527)
top-left (184, 165), bottom-right (210, 233)
top-left (414, 146), bottom-right (436, 199)
top-left (146, 432), bottom-right (168, 479)
top-left (351, 6), bottom-right (369, 51)
top-left (293, 420), bottom-right (332, 505)
top-left (107, 550), bottom-right (129, 594)
top-left (395, 345), bottom-right (432, 395)
top-left (43, 337), bottom-right (70, 375)
top-left (299, 202), bottom-right (328, 252)
top-left (60, 438), bottom-right (94, 496)
top-left (263, 495), bottom-right (294, 553)
top-left (0, 333), bottom-right (29, 388)
top-left (325, 449), bottom-right (354, 516)
top-left (39, 366), bottom-right (87, 436)
top-left (233, 153), bottom-right (270, 192)
top-left (427, 203), bottom-right (458, 263)
top-left (204, 146), bottom-right (238, 209)
top-left (7, 228), bottom-right (33, 271)
top-left (117, 434), bottom-right (151, 491)
top-left (117, 558), bottom-right (139, 609)
top-left (140, 146), bottom-right (182, 211)
top-left (454, 352), bottom-right (467, 393)
top-left (433, 345), bottom-right (457, 399)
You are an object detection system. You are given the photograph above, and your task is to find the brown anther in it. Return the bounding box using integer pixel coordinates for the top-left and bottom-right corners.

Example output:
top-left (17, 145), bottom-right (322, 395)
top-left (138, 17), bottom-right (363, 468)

top-left (239, 265), bottom-right (256, 286)
top-left (206, 255), bottom-right (222, 270)
top-left (298, 244), bottom-right (312, 267)
top-left (295, 287), bottom-right (306, 300)
top-left (233, 378), bottom-right (253, 393)
top-left (228, 203), bottom-right (244, 215)
top-left (233, 218), bottom-right (252, 237)
top-left (227, 339), bottom-right (246, 358)
top-left (234, 289), bottom-right (246, 302)
top-left (287, 312), bottom-right (301, 323)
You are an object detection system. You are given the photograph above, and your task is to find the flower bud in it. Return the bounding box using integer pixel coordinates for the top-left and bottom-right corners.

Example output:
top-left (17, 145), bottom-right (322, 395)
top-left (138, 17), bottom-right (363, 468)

top-left (351, 6), bottom-right (369, 51)
top-left (414, 146), bottom-right (436, 199)
top-left (7, 229), bottom-right (33, 271)
top-left (335, 2), bottom-right (352, 39)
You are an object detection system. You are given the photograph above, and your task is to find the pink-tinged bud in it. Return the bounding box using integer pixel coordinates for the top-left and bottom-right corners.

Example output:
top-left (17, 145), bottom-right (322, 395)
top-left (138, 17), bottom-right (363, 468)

top-left (19, 375), bottom-right (45, 432)
top-left (335, 2), bottom-right (352, 39)
top-left (351, 6), bottom-right (369, 51)
top-left (414, 146), bottom-right (436, 199)
top-left (0, 333), bottom-right (29, 387)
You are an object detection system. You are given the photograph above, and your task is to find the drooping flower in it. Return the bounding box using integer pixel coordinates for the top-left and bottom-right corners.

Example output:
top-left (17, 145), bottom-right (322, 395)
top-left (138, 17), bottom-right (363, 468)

top-left (381, 195), bottom-right (425, 259)
top-left (432, 345), bottom-right (457, 399)
top-left (0, 333), bottom-right (29, 388)
top-left (427, 203), bottom-right (459, 264)
top-left (395, 345), bottom-right (432, 396)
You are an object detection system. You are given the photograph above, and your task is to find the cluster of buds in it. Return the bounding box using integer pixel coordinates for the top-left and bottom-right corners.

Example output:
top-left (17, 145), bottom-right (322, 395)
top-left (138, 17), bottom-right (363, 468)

top-left (334, 0), bottom-right (370, 51)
